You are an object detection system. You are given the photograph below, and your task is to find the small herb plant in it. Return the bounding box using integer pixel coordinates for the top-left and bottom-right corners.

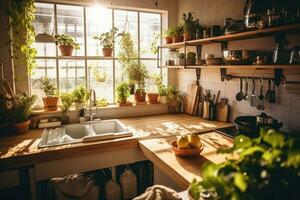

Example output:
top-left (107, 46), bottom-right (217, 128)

top-left (151, 74), bottom-right (168, 96)
top-left (10, 93), bottom-right (36, 123)
top-left (96, 98), bottom-right (108, 107)
top-left (182, 12), bottom-right (200, 34)
top-left (60, 92), bottom-right (73, 113)
top-left (116, 81), bottom-right (130, 103)
top-left (179, 53), bottom-right (185, 59)
top-left (189, 128), bottom-right (300, 200)
top-left (93, 27), bottom-right (122, 49)
top-left (54, 34), bottom-right (80, 50)
top-left (187, 52), bottom-right (196, 60)
top-left (127, 62), bottom-right (149, 92)
top-left (40, 77), bottom-right (57, 97)
top-left (171, 25), bottom-right (184, 37)
top-left (72, 85), bottom-right (90, 104)
top-left (163, 28), bottom-right (174, 37)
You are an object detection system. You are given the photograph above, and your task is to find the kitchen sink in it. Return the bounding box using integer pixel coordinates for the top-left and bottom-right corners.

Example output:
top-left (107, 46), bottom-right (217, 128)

top-left (38, 119), bottom-right (132, 148)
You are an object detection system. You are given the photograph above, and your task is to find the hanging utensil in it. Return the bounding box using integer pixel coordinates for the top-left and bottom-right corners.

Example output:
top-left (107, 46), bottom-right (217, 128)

top-left (265, 79), bottom-right (271, 100)
top-left (257, 78), bottom-right (265, 110)
top-left (236, 78), bottom-right (244, 101)
top-left (269, 79), bottom-right (276, 103)
top-left (250, 78), bottom-right (257, 107)
top-left (244, 78), bottom-right (249, 100)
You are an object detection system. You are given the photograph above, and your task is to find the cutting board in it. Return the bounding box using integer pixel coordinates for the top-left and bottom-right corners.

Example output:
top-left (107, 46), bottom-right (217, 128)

top-left (184, 83), bottom-right (199, 115)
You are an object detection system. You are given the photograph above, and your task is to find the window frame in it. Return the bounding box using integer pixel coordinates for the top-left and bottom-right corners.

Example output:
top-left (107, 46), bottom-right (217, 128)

top-left (32, 2), bottom-right (163, 104)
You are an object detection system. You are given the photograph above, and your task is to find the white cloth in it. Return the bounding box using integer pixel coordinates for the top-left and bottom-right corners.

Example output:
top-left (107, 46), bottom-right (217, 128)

top-left (47, 174), bottom-right (99, 200)
top-left (133, 185), bottom-right (182, 200)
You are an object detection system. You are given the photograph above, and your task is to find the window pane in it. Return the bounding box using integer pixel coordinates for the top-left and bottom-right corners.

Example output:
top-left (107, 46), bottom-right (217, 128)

top-left (114, 10), bottom-right (138, 56)
top-left (31, 59), bottom-right (57, 106)
top-left (34, 3), bottom-right (55, 35)
top-left (86, 7), bottom-right (112, 56)
top-left (59, 60), bottom-right (85, 92)
top-left (33, 43), bottom-right (56, 57)
top-left (88, 60), bottom-right (113, 102)
top-left (57, 5), bottom-right (84, 56)
top-left (140, 13), bottom-right (161, 58)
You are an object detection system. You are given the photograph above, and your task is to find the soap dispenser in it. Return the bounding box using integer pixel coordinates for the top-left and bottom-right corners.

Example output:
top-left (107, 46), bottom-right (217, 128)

top-left (120, 166), bottom-right (137, 200)
top-left (105, 167), bottom-right (121, 200)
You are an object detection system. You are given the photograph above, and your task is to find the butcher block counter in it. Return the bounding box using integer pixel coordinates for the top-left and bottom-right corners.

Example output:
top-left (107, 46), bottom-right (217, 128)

top-left (139, 132), bottom-right (234, 190)
top-left (0, 114), bottom-right (233, 171)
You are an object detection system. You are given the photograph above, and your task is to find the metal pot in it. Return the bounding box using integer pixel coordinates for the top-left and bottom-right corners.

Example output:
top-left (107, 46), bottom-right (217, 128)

top-left (223, 50), bottom-right (257, 65)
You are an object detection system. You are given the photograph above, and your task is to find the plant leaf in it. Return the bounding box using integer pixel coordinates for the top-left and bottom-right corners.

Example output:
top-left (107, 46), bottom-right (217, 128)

top-left (234, 172), bottom-right (247, 192)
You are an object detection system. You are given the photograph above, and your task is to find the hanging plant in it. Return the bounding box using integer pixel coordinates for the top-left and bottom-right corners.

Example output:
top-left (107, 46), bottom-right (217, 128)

top-left (8, 0), bottom-right (37, 74)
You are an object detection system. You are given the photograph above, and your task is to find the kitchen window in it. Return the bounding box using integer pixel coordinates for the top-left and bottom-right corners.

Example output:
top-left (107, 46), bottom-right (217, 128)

top-left (31, 2), bottom-right (163, 106)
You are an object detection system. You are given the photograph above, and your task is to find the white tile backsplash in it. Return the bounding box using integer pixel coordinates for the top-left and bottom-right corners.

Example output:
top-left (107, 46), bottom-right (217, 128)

top-left (171, 68), bottom-right (300, 132)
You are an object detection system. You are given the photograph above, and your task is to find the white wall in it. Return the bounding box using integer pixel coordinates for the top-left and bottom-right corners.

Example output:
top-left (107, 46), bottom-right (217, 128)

top-left (174, 0), bottom-right (300, 132)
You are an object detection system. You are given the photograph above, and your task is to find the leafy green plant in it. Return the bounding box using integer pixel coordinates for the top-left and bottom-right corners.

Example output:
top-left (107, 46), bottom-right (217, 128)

top-left (179, 53), bottom-right (185, 59)
top-left (93, 27), bottom-right (122, 49)
top-left (10, 93), bottom-right (36, 123)
top-left (40, 77), bottom-right (57, 97)
top-left (119, 32), bottom-right (149, 91)
top-left (96, 98), bottom-right (108, 107)
top-left (60, 92), bottom-right (73, 113)
top-left (8, 0), bottom-right (37, 74)
top-left (0, 85), bottom-right (13, 123)
top-left (187, 52), bottom-right (196, 59)
top-left (163, 28), bottom-right (174, 37)
top-left (171, 25), bottom-right (184, 37)
top-left (190, 128), bottom-right (300, 200)
top-left (151, 73), bottom-right (167, 96)
top-left (182, 12), bottom-right (200, 35)
top-left (116, 81), bottom-right (130, 103)
top-left (150, 32), bottom-right (160, 54)
top-left (72, 85), bottom-right (90, 104)
top-left (54, 34), bottom-right (80, 50)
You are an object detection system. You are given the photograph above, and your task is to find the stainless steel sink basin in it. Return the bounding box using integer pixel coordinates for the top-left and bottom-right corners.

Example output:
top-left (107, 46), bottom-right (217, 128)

top-left (38, 119), bottom-right (132, 148)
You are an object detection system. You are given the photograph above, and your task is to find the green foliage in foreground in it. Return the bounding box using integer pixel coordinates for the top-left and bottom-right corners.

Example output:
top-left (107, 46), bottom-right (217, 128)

top-left (190, 128), bottom-right (300, 200)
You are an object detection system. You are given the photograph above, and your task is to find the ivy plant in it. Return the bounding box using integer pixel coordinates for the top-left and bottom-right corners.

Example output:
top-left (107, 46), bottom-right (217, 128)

top-left (190, 128), bottom-right (300, 200)
top-left (8, 0), bottom-right (37, 74)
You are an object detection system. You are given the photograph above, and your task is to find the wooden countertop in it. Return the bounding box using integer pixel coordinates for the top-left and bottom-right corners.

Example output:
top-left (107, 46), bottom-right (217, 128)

top-left (139, 132), bottom-right (233, 190)
top-left (0, 114), bottom-right (233, 171)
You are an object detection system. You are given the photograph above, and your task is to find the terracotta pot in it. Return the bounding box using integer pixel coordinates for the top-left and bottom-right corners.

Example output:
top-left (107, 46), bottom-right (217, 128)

top-left (186, 58), bottom-right (196, 66)
top-left (59, 45), bottom-right (74, 56)
top-left (165, 36), bottom-right (173, 44)
top-left (178, 58), bottom-right (185, 66)
top-left (158, 95), bottom-right (167, 104)
top-left (134, 91), bottom-right (146, 102)
top-left (172, 36), bottom-right (183, 43)
top-left (147, 93), bottom-right (159, 104)
top-left (43, 97), bottom-right (59, 111)
top-left (102, 48), bottom-right (113, 57)
top-left (183, 32), bottom-right (191, 41)
top-left (13, 120), bottom-right (30, 134)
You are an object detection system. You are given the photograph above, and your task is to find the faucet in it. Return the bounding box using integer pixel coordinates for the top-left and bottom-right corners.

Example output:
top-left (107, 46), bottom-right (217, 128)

top-left (89, 89), bottom-right (96, 121)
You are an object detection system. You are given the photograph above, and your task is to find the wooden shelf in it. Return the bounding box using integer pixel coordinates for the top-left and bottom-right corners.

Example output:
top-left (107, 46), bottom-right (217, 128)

top-left (160, 24), bottom-right (300, 48)
top-left (162, 64), bottom-right (300, 70)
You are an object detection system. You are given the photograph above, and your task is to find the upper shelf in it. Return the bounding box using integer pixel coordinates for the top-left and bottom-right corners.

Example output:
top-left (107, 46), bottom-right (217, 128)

top-left (160, 24), bottom-right (300, 48)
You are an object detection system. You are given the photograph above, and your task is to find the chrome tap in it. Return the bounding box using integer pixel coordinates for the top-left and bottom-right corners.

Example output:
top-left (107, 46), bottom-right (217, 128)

top-left (89, 89), bottom-right (96, 121)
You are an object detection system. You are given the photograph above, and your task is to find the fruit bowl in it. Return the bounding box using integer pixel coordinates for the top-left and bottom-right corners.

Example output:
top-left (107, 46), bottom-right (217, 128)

top-left (170, 140), bottom-right (204, 158)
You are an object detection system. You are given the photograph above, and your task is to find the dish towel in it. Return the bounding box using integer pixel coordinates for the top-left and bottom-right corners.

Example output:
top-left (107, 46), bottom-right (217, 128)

top-left (133, 185), bottom-right (182, 200)
top-left (47, 174), bottom-right (99, 200)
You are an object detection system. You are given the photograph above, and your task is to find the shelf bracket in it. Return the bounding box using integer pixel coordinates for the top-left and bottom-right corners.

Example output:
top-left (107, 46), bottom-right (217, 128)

top-left (220, 68), bottom-right (232, 81)
top-left (274, 68), bottom-right (283, 86)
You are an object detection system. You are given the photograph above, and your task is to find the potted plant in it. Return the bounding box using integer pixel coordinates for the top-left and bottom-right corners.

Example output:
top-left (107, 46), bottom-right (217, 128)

top-left (189, 128), bottom-right (300, 200)
top-left (55, 34), bottom-right (80, 56)
top-left (126, 62), bottom-right (149, 103)
top-left (0, 84), bottom-right (13, 130)
top-left (186, 52), bottom-right (197, 65)
top-left (60, 92), bottom-right (73, 124)
top-left (182, 12), bottom-right (201, 40)
top-left (40, 77), bottom-right (59, 111)
top-left (163, 28), bottom-right (173, 44)
top-left (10, 93), bottom-right (36, 134)
top-left (178, 53), bottom-right (186, 66)
top-left (151, 73), bottom-right (167, 104)
top-left (93, 27), bottom-right (122, 57)
top-left (72, 85), bottom-right (90, 110)
top-left (116, 81), bottom-right (131, 106)
top-left (170, 25), bottom-right (184, 43)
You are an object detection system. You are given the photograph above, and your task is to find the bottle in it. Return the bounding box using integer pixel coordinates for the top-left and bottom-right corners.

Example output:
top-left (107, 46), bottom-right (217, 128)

top-left (105, 179), bottom-right (121, 200)
top-left (120, 168), bottom-right (137, 200)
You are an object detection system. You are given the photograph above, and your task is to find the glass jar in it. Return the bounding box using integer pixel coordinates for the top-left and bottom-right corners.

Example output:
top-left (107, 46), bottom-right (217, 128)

top-left (166, 49), bottom-right (178, 66)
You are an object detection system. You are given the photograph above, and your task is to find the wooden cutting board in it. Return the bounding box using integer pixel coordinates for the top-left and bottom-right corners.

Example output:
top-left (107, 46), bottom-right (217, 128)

top-left (216, 104), bottom-right (229, 122)
top-left (185, 83), bottom-right (199, 115)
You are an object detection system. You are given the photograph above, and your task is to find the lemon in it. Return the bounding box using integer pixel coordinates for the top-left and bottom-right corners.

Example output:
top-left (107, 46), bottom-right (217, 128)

top-left (177, 135), bottom-right (190, 149)
top-left (189, 133), bottom-right (201, 148)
